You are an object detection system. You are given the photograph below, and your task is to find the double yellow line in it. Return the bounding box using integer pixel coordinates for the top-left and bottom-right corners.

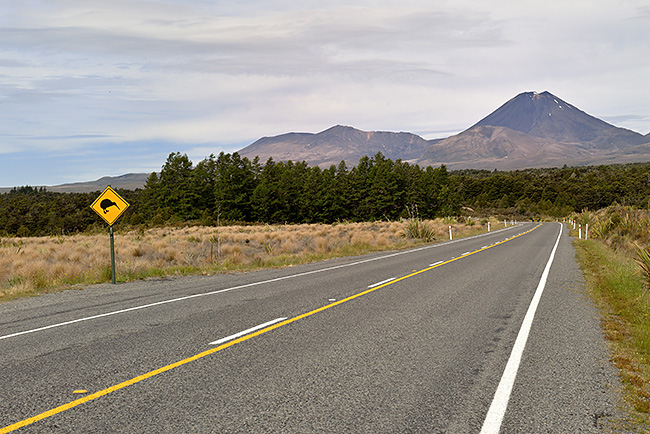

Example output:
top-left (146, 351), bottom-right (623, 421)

top-left (1, 224), bottom-right (541, 433)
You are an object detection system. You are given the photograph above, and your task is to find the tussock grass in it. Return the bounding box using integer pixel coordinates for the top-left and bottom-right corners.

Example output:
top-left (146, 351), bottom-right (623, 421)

top-left (405, 220), bottom-right (436, 242)
top-left (403, 205), bottom-right (432, 242)
top-left (572, 205), bottom-right (650, 254)
top-left (0, 219), bottom-right (487, 302)
top-left (634, 243), bottom-right (650, 290)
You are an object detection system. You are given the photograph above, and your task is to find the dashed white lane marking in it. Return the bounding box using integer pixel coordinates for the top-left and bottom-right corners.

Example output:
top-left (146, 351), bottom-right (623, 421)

top-left (209, 317), bottom-right (287, 345)
top-left (368, 277), bottom-right (396, 288)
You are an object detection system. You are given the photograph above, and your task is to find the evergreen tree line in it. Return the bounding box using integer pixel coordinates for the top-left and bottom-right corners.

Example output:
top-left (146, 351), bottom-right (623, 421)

top-left (0, 186), bottom-right (141, 237)
top-left (2, 152), bottom-right (650, 237)
top-left (140, 152), bottom-right (457, 225)
top-left (452, 163), bottom-right (650, 216)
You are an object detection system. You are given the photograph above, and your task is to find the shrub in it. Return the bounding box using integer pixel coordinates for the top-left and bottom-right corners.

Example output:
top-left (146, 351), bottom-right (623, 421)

top-left (634, 243), bottom-right (650, 289)
top-left (404, 206), bottom-right (436, 242)
top-left (404, 218), bottom-right (436, 242)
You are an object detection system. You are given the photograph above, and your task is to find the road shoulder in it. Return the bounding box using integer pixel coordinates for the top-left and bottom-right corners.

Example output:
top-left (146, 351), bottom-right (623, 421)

top-left (503, 227), bottom-right (631, 432)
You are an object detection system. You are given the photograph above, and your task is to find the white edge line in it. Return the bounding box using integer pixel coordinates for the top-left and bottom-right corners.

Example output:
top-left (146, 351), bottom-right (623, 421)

top-left (479, 223), bottom-right (563, 434)
top-left (209, 317), bottom-right (287, 345)
top-left (368, 277), bottom-right (396, 288)
top-left (0, 224), bottom-right (529, 342)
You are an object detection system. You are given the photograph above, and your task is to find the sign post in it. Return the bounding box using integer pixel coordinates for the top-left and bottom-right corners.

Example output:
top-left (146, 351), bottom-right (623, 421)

top-left (110, 225), bottom-right (116, 284)
top-left (90, 186), bottom-right (130, 284)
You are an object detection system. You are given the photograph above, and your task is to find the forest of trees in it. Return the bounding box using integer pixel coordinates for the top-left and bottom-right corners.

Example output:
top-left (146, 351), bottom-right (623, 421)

top-left (2, 151), bottom-right (650, 237)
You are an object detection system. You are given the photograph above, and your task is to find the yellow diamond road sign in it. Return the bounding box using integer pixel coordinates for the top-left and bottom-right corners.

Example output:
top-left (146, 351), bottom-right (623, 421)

top-left (90, 186), bottom-right (130, 226)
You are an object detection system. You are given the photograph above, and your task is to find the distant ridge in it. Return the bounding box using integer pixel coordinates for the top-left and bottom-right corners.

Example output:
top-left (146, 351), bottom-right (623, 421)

top-left (0, 173), bottom-right (150, 194)
top-left (238, 125), bottom-right (431, 167)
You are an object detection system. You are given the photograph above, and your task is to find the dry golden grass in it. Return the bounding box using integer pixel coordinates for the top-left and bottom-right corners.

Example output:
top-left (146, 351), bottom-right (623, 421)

top-left (0, 219), bottom-right (489, 301)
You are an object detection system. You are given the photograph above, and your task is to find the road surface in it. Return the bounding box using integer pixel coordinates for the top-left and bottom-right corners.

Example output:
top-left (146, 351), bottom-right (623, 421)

top-left (0, 223), bottom-right (624, 433)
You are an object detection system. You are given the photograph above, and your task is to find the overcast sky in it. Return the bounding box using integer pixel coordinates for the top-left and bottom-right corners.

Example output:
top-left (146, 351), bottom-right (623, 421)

top-left (1, 0), bottom-right (649, 187)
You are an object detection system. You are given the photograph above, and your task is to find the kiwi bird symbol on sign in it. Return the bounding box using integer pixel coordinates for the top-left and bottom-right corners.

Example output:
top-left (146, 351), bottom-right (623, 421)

top-left (100, 199), bottom-right (120, 214)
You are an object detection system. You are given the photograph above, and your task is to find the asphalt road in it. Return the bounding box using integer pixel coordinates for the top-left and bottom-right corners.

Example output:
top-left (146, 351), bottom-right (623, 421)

top-left (0, 223), bottom-right (625, 433)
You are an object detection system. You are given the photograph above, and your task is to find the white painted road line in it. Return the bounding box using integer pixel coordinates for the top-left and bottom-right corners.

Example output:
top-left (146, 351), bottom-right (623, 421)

top-left (461, 251), bottom-right (471, 256)
top-left (209, 317), bottom-right (287, 345)
top-left (480, 224), bottom-right (563, 434)
top-left (429, 261), bottom-right (444, 267)
top-left (368, 277), bottom-right (396, 288)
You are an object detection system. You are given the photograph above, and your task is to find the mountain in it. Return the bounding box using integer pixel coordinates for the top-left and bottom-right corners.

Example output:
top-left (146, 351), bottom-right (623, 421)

top-left (238, 125), bottom-right (432, 167)
top-left (417, 91), bottom-right (650, 170)
top-left (472, 91), bottom-right (647, 149)
top-left (0, 173), bottom-right (150, 194)
top-left (238, 92), bottom-right (649, 171)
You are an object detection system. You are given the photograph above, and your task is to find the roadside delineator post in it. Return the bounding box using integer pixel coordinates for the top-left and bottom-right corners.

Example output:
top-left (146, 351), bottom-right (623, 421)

top-left (449, 225), bottom-right (453, 240)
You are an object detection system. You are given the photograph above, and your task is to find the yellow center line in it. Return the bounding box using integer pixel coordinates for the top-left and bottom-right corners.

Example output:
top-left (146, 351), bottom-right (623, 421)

top-left (0, 223), bottom-right (542, 433)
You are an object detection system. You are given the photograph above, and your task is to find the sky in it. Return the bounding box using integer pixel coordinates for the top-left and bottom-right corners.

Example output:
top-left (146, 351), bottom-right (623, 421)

top-left (1, 0), bottom-right (650, 187)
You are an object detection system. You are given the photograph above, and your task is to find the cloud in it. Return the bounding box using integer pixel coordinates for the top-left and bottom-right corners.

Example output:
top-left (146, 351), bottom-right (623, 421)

top-left (1, 0), bottom-right (649, 186)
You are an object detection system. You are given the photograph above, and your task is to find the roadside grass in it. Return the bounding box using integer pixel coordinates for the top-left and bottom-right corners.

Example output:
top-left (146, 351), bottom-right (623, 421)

top-left (0, 219), bottom-right (491, 302)
top-left (574, 236), bottom-right (650, 428)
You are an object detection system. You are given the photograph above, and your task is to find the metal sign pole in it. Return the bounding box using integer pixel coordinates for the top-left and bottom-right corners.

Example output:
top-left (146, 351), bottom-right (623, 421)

top-left (110, 225), bottom-right (116, 284)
